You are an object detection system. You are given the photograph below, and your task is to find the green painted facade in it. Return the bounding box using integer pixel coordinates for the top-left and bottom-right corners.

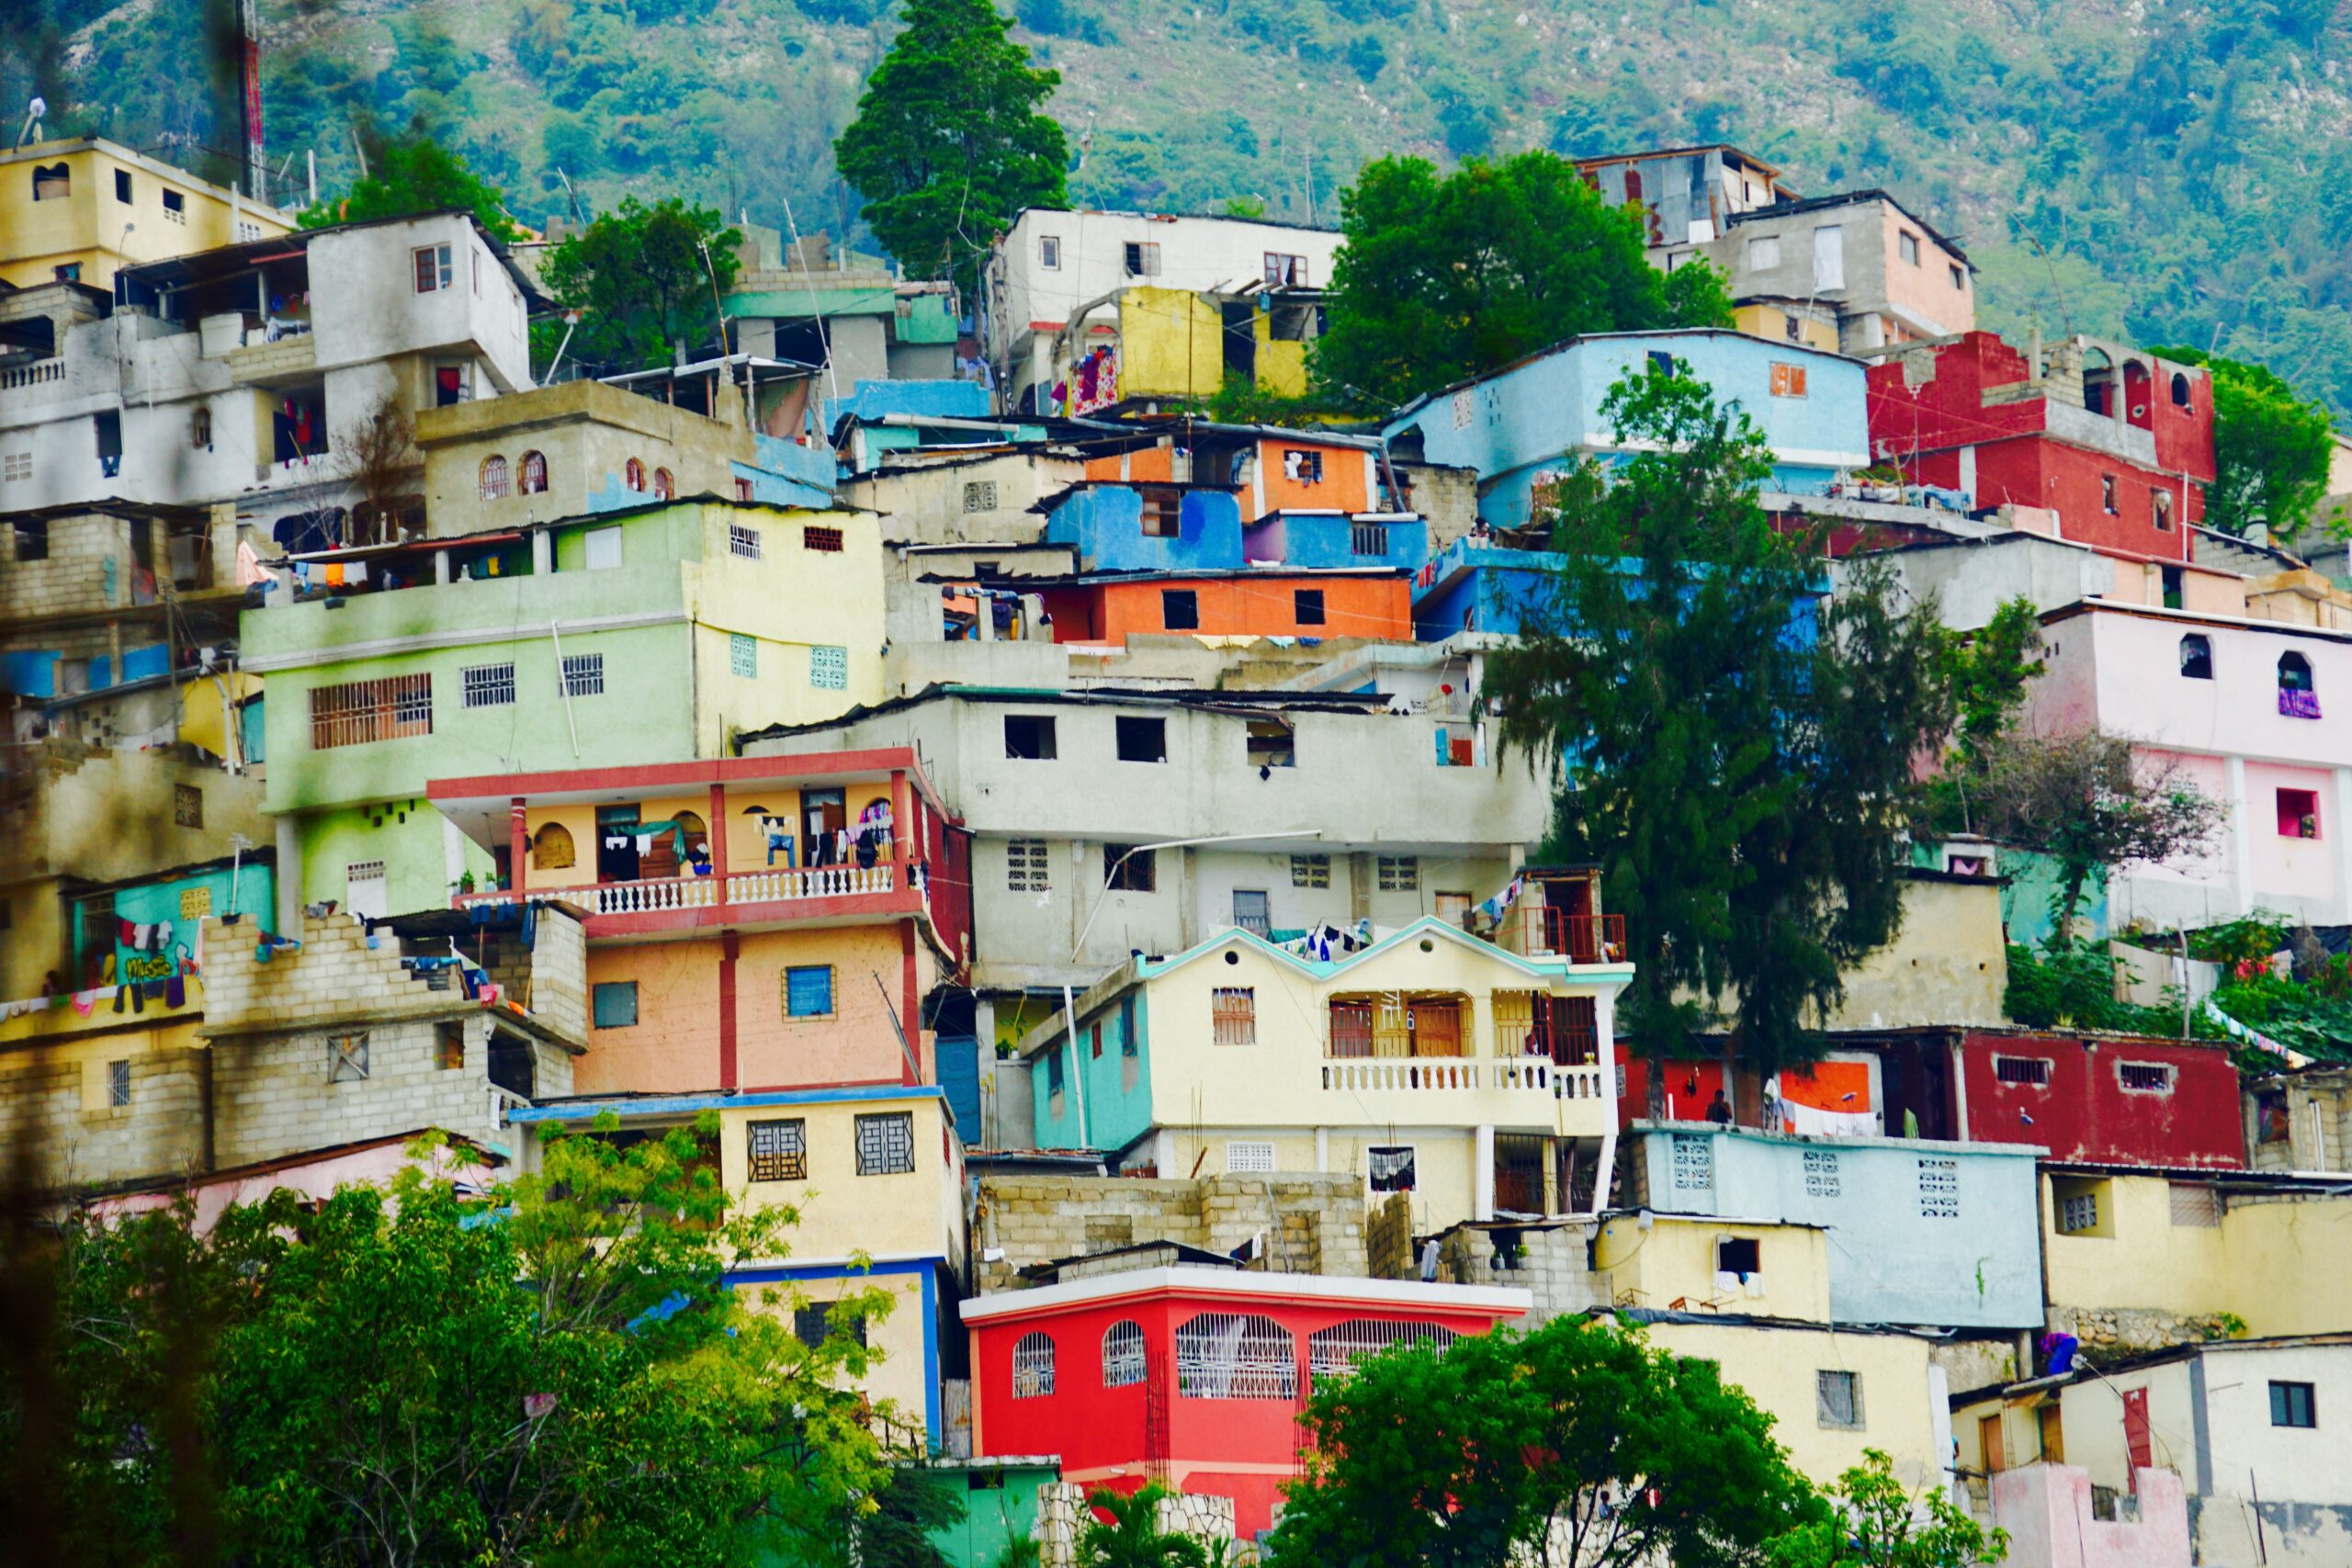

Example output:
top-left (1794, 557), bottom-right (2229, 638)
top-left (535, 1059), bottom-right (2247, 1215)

top-left (298, 803), bottom-right (492, 913)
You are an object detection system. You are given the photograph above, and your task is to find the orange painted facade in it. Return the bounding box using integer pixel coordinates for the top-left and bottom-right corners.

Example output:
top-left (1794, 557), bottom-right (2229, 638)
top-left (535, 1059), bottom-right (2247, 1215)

top-left (1036, 572), bottom-right (1410, 647)
top-left (1082, 435), bottom-right (1374, 522)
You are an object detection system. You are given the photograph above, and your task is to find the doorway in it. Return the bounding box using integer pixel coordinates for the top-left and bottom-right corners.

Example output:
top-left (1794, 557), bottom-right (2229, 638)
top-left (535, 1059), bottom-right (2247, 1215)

top-left (802, 788), bottom-right (846, 867)
top-left (596, 806), bottom-right (641, 883)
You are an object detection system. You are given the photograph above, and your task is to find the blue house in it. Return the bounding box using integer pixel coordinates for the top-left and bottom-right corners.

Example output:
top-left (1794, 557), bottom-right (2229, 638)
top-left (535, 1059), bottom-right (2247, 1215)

top-left (1384, 330), bottom-right (1870, 529)
top-left (1039, 482), bottom-right (1429, 577)
top-left (1411, 540), bottom-right (1566, 639)
top-left (1633, 1121), bottom-right (2045, 1329)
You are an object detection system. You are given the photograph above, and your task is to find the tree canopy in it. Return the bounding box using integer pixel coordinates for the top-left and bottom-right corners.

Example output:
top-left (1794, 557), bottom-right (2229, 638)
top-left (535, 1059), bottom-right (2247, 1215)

top-left (2152, 346), bottom-right (2337, 540)
top-left (1766, 1449), bottom-right (2007, 1568)
top-left (1313, 152), bottom-right (1732, 412)
top-left (537, 197), bottom-right (742, 378)
top-left (301, 126), bottom-right (524, 243)
top-left (832, 0), bottom-right (1068, 299)
top-left (1272, 1314), bottom-right (1822, 1568)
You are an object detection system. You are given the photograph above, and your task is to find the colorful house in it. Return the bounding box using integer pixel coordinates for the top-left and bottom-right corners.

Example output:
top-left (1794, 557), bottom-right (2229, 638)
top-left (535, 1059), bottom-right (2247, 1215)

top-left (0, 135), bottom-right (295, 291)
top-left (962, 1255), bottom-right (1528, 1540)
top-left (425, 749), bottom-right (968, 1097)
top-left (1591, 1211), bottom-right (1833, 1323)
top-left (1030, 567), bottom-right (1413, 648)
top-left (1018, 918), bottom-right (1630, 1233)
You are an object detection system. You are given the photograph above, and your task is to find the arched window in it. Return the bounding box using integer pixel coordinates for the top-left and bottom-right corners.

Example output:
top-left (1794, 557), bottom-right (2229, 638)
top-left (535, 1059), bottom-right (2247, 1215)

top-left (2280, 651), bottom-right (2314, 693)
top-left (625, 457), bottom-right (646, 492)
top-left (2171, 372), bottom-right (2192, 408)
top-left (1174, 1312), bottom-right (1296, 1400)
top-left (1012, 1331), bottom-right (1056, 1397)
top-left (1102, 1321), bottom-right (1146, 1388)
top-left (1307, 1320), bottom-right (1458, 1388)
top-left (480, 454), bottom-right (511, 500)
top-left (519, 450), bottom-right (548, 494)
top-left (531, 821), bottom-right (576, 870)
top-left (653, 467), bottom-right (675, 501)
top-left (2178, 635), bottom-right (2212, 681)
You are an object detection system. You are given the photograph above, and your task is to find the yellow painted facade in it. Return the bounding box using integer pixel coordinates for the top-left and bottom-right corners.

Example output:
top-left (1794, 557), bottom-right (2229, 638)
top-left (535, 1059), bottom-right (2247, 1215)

top-left (1594, 1213), bottom-right (1833, 1323)
top-left (1115, 287), bottom-right (1226, 401)
top-left (0, 138), bottom-right (295, 291)
top-left (720, 1092), bottom-right (964, 1267)
top-left (1734, 301), bottom-right (1841, 355)
top-left (680, 503), bottom-right (888, 748)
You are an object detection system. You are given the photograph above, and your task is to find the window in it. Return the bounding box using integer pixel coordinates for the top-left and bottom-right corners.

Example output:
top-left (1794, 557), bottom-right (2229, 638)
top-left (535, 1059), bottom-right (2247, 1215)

top-left (2179, 634), bottom-right (2212, 680)
top-left (1233, 889), bottom-right (1270, 935)
top-left (795, 1304), bottom-right (867, 1348)
top-left (435, 1021), bottom-right (466, 1071)
top-left (29, 162), bottom-right (69, 199)
top-left (1104, 845), bottom-right (1156, 892)
top-left (803, 525), bottom-right (844, 553)
top-left (1102, 1321), bottom-right (1146, 1387)
top-left (1264, 253), bottom-right (1307, 287)
top-left (2279, 651), bottom-right (2315, 693)
top-left (625, 458), bottom-right (646, 492)
top-left (730, 633), bottom-right (757, 679)
top-left (1747, 234), bottom-right (1781, 269)
top-left (2154, 491), bottom-right (2175, 533)
top-left (593, 982), bottom-right (639, 1028)
top-left (531, 821), bottom-right (575, 870)
top-left (1950, 263), bottom-right (1966, 289)
top-left (54, 262), bottom-right (80, 283)
top-left (2059, 1190), bottom-right (2100, 1234)
top-left (2102, 475), bottom-right (2119, 514)
top-left (1899, 231), bottom-right (1921, 265)
top-left (1717, 1236), bottom-right (1761, 1274)
top-left (1292, 854), bottom-right (1330, 887)
top-left (1008, 839), bottom-right (1052, 892)
top-left (2270, 1381), bottom-right (2316, 1429)
top-left (1138, 487), bottom-right (1180, 536)
top-left (414, 243), bottom-right (453, 293)
top-left (855, 1111), bottom-right (916, 1175)
top-left (964, 479), bottom-right (999, 513)
top-left (2118, 1062), bottom-right (2175, 1092)
top-left (1039, 234), bottom-right (1062, 269)
top-left (1282, 448), bottom-right (1325, 483)
top-left (784, 965), bottom-right (834, 1018)
top-left (808, 645), bottom-right (848, 689)
top-left (329, 1032), bottom-right (371, 1083)
top-left (560, 654), bottom-right (605, 698)
top-left (1116, 716), bottom-right (1167, 762)
top-left (2278, 788), bottom-right (2320, 840)
top-left (1004, 715), bottom-right (1057, 759)
top-left (520, 451), bottom-right (547, 493)
top-left (115, 168), bottom-right (132, 203)
top-left (1227, 1141), bottom-right (1276, 1175)
top-left (1176, 1312), bottom-right (1296, 1399)
top-left (1089, 1020), bottom-right (1103, 1059)
top-left (1160, 590), bottom-right (1200, 631)
top-left (1646, 349), bottom-right (1677, 376)
top-left (310, 674), bottom-right (433, 750)
top-left (1995, 1055), bottom-right (2051, 1086)
top-left (652, 468), bottom-right (674, 501)
top-left (107, 1058), bottom-right (131, 1108)
top-left (480, 454), bottom-right (512, 500)
top-left (462, 662), bottom-right (516, 708)
top-left (748, 1119), bottom-right (808, 1182)
top-left (1246, 717), bottom-right (1295, 768)
top-left (1377, 855), bottom-right (1419, 891)
top-left (734, 478), bottom-right (753, 502)
top-left (10, 517), bottom-right (45, 558)
top-left (729, 523), bottom-right (763, 560)
top-left (174, 784), bottom-right (203, 828)
top-left (1123, 241), bottom-right (1160, 276)
top-left (1012, 1331), bottom-right (1056, 1397)
top-left (1295, 589), bottom-right (1326, 626)
top-left (178, 886), bottom-right (211, 920)
top-left (1213, 987), bottom-right (1256, 1045)
top-left (583, 525), bottom-right (623, 570)
top-left (2172, 372), bottom-right (2192, 408)
top-left (161, 188), bottom-right (185, 221)
top-left (2169, 1183), bottom-right (2222, 1227)
top-left (1785, 316), bottom-right (1803, 341)
top-left (2, 453), bottom-right (31, 484)
top-left (1770, 362), bottom-right (1808, 398)
top-left (1329, 1001), bottom-right (1374, 1057)
top-left (1368, 1145), bottom-right (1416, 1193)
top-left (1816, 1370), bottom-right (1863, 1429)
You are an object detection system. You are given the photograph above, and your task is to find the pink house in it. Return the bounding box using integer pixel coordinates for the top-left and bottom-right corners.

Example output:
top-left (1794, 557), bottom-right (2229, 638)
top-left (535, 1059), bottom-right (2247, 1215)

top-left (1990, 1463), bottom-right (2190, 1568)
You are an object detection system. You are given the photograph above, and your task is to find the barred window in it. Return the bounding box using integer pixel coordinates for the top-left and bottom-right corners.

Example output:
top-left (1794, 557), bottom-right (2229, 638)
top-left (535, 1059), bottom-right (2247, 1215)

top-left (2119, 1062), bottom-right (2175, 1093)
top-left (1008, 838), bottom-right (1052, 892)
top-left (730, 633), bottom-right (757, 679)
top-left (1377, 855), bottom-right (1419, 891)
top-left (795, 1304), bottom-right (867, 1348)
top-left (1994, 1056), bottom-right (2051, 1086)
top-left (1212, 987), bottom-right (1256, 1045)
top-left (1175, 1312), bottom-right (1296, 1400)
top-left (803, 525), bottom-right (844, 553)
top-left (964, 479), bottom-right (999, 513)
top-left (462, 662), bottom-right (516, 708)
top-left (809, 646), bottom-right (848, 690)
top-left (310, 674), bottom-right (432, 750)
top-left (729, 524), bottom-right (763, 560)
top-left (479, 454), bottom-right (511, 500)
top-left (854, 1111), bottom-right (915, 1175)
top-left (1291, 853), bottom-right (1330, 887)
top-left (560, 654), bottom-right (604, 697)
top-left (1102, 1320), bottom-right (1146, 1387)
top-left (747, 1119), bottom-right (807, 1182)
top-left (107, 1058), bottom-right (131, 1108)
top-left (1308, 1319), bottom-right (1454, 1386)
top-left (1012, 1331), bottom-right (1056, 1397)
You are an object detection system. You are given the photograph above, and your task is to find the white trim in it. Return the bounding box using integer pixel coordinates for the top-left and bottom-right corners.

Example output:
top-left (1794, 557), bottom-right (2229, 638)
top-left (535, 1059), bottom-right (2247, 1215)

top-left (241, 608), bottom-right (689, 672)
top-left (959, 1263), bottom-right (1532, 1322)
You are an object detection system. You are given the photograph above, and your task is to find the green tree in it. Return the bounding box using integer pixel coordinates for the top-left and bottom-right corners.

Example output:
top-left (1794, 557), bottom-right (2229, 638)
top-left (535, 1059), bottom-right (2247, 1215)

top-left (1313, 152), bottom-right (1731, 411)
top-left (301, 124), bottom-right (524, 243)
top-left (833, 0), bottom-right (1067, 297)
top-left (1272, 1314), bottom-right (1822, 1568)
top-left (537, 196), bottom-right (742, 377)
top-left (7, 1122), bottom-right (907, 1568)
top-left (1768, 1449), bottom-right (2006, 1568)
top-left (1943, 599), bottom-right (2046, 764)
top-left (1080, 1484), bottom-right (1211, 1568)
top-left (2152, 347), bottom-right (2337, 540)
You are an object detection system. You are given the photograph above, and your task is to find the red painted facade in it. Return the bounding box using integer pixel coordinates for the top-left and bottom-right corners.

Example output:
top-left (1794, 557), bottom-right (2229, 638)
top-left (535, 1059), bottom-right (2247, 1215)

top-left (1865, 333), bottom-right (2215, 563)
top-left (1949, 1030), bottom-right (2245, 1171)
top-left (965, 1268), bottom-right (1526, 1540)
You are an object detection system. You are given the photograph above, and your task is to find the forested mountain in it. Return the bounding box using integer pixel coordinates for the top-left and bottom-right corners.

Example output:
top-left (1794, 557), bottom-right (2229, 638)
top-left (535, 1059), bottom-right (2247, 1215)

top-left (8, 0), bottom-right (2350, 415)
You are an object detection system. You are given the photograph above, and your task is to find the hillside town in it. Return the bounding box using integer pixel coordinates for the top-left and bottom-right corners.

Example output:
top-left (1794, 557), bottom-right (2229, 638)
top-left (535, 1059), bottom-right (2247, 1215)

top-left (6, 65), bottom-right (2352, 1568)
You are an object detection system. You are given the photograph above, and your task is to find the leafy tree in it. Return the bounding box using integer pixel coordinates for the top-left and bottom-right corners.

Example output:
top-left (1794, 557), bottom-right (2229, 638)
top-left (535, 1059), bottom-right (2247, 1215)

top-left (1487, 368), bottom-right (1955, 1086)
top-left (1942, 599), bottom-right (2046, 763)
top-left (1080, 1484), bottom-right (1210, 1568)
top-left (1314, 152), bottom-right (1731, 412)
top-left (6, 1122), bottom-right (908, 1568)
top-left (855, 1466), bottom-right (963, 1568)
top-left (301, 124), bottom-right (524, 243)
top-left (1272, 1314), bottom-right (1823, 1568)
top-left (2149, 347), bottom-right (2336, 540)
top-left (1768, 1449), bottom-right (2006, 1568)
top-left (833, 0), bottom-right (1068, 297)
top-left (537, 196), bottom-right (742, 378)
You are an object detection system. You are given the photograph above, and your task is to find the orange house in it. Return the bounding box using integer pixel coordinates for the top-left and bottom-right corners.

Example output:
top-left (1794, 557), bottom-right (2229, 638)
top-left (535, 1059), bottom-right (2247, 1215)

top-left (1035, 570), bottom-right (1411, 647)
top-left (1082, 429), bottom-right (1382, 522)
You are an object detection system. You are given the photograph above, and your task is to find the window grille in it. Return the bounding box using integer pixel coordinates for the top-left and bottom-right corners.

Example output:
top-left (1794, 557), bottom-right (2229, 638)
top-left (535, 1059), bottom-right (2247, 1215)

top-left (803, 525), bottom-right (844, 553)
top-left (560, 654), bottom-right (604, 697)
top-left (310, 674), bottom-right (432, 750)
top-left (107, 1059), bottom-right (131, 1107)
top-left (1008, 839), bottom-right (1052, 892)
top-left (965, 480), bottom-right (999, 513)
top-left (1212, 987), bottom-right (1257, 1045)
top-left (795, 1304), bottom-right (867, 1348)
top-left (1292, 854), bottom-right (1330, 888)
top-left (1012, 1332), bottom-right (1056, 1397)
top-left (729, 524), bottom-right (763, 560)
top-left (480, 454), bottom-right (511, 499)
top-left (1377, 855), bottom-right (1419, 890)
top-left (2168, 1183), bottom-right (2222, 1228)
top-left (328, 1032), bottom-right (370, 1083)
top-left (179, 886), bottom-right (211, 921)
top-left (1994, 1056), bottom-right (2050, 1086)
top-left (2060, 1192), bottom-right (2099, 1233)
top-left (174, 784), bottom-right (203, 828)
top-left (1175, 1312), bottom-right (1296, 1400)
top-left (748, 1119), bottom-right (807, 1182)
top-left (730, 633), bottom-right (757, 679)
top-left (1226, 1141), bottom-right (1274, 1174)
top-left (1816, 1371), bottom-right (1863, 1429)
top-left (2119, 1062), bottom-right (2174, 1092)
top-left (462, 662), bottom-right (516, 708)
top-left (1308, 1319), bottom-right (1454, 1385)
top-left (1102, 1321), bottom-right (1146, 1388)
top-left (652, 468), bottom-right (674, 501)
top-left (809, 645), bottom-right (848, 690)
top-left (855, 1111), bottom-right (915, 1175)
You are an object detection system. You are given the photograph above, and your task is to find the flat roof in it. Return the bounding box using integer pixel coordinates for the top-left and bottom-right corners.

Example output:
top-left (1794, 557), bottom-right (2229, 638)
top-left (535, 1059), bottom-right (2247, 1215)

top-left (1725, 188), bottom-right (1973, 269)
top-left (510, 1082), bottom-right (947, 1122)
top-left (960, 1264), bottom-right (1531, 1322)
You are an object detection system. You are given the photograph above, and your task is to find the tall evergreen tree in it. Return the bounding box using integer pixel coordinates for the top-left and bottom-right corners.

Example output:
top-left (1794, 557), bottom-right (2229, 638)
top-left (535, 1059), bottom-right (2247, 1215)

top-left (832, 0), bottom-right (1067, 299)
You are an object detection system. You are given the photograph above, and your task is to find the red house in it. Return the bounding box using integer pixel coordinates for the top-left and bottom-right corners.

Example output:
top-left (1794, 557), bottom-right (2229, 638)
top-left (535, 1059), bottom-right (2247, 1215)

top-left (962, 1251), bottom-right (1529, 1540)
top-left (1865, 332), bottom-right (2214, 563)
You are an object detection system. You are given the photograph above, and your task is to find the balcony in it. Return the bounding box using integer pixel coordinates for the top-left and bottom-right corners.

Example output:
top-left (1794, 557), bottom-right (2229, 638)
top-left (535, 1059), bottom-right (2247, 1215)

top-left (1539, 909), bottom-right (1627, 964)
top-left (455, 859), bottom-right (924, 933)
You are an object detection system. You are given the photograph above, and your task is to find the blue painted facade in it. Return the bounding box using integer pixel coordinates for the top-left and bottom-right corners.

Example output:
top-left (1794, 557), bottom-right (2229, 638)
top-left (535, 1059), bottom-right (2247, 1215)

top-left (1039, 486), bottom-right (1244, 575)
top-left (73, 862), bottom-right (275, 985)
top-left (1634, 1122), bottom-right (2045, 1329)
top-left (831, 378), bottom-right (995, 424)
top-left (936, 1034), bottom-right (980, 1134)
top-left (1411, 541), bottom-right (1567, 639)
top-left (1384, 330), bottom-right (1871, 529)
top-left (1244, 512), bottom-right (1429, 571)
top-left (0, 643), bottom-right (171, 698)
top-left (1032, 989), bottom-right (1150, 1153)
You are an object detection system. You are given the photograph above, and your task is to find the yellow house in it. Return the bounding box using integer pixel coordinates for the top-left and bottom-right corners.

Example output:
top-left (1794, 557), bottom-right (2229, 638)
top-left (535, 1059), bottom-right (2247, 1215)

top-left (1733, 299), bottom-right (1842, 355)
top-left (1593, 1212), bottom-right (1833, 1323)
top-left (1, 137), bottom-right (295, 291)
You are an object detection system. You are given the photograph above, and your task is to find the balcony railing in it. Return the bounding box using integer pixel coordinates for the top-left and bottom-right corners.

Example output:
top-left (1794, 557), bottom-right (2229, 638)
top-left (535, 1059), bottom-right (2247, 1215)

top-left (457, 862), bottom-right (913, 919)
top-left (1350, 520), bottom-right (1388, 556)
top-left (1539, 909), bottom-right (1627, 964)
top-left (0, 358), bottom-right (63, 392)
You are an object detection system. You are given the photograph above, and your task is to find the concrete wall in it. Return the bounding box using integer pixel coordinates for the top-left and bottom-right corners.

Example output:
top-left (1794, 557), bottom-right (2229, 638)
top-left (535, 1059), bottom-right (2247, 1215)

top-left (1039, 485), bottom-right (1243, 574)
top-left (971, 1170), bottom-right (1369, 1293)
top-left (1990, 1464), bottom-right (2191, 1568)
top-left (1818, 875), bottom-right (2008, 1030)
top-left (1594, 1212), bottom-right (1832, 1322)
top-left (0, 138), bottom-right (296, 290)
top-left (0, 1013), bottom-right (208, 1190)
top-left (720, 1090), bottom-right (964, 1266)
top-left (844, 450), bottom-right (1090, 546)
top-left (0, 742), bottom-right (268, 904)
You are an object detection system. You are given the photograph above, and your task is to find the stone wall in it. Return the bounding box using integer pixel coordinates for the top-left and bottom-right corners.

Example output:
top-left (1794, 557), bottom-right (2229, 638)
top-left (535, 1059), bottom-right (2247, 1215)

top-left (1033, 1483), bottom-right (1241, 1568)
top-left (2045, 1303), bottom-right (2239, 1356)
top-left (974, 1171), bottom-right (1369, 1293)
top-left (0, 1040), bottom-right (207, 1190)
top-left (1431, 1220), bottom-right (1608, 1323)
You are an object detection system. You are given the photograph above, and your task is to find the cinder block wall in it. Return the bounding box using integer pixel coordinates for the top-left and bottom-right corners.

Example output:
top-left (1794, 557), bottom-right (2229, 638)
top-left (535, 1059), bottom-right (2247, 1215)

top-left (974, 1172), bottom-right (1369, 1293)
top-left (0, 1045), bottom-right (206, 1190)
top-left (0, 511), bottom-right (141, 624)
top-left (1434, 1221), bottom-right (1606, 1323)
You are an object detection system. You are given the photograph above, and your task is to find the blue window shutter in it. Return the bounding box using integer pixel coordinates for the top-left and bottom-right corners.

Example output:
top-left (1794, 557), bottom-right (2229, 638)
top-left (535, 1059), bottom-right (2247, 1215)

top-left (1434, 726), bottom-right (1449, 763)
top-left (786, 965), bottom-right (833, 1017)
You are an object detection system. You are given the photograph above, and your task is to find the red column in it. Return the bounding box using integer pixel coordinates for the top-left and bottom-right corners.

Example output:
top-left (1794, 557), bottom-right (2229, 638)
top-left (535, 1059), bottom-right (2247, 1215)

top-left (508, 798), bottom-right (527, 891)
top-left (900, 921), bottom-right (922, 1086)
top-left (718, 930), bottom-right (741, 1089)
top-left (707, 781), bottom-right (729, 888)
top-left (890, 770), bottom-right (915, 867)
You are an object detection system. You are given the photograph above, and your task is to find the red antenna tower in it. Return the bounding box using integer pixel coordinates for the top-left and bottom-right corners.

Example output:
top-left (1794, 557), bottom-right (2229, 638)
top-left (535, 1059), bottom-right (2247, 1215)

top-left (240, 0), bottom-right (265, 201)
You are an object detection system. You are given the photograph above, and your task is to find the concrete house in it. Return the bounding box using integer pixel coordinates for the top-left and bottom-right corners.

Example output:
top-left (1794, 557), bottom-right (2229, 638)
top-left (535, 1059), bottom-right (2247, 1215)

top-left (1693, 191), bottom-right (1975, 353)
top-left (1, 136), bottom-right (295, 292)
top-left (1575, 144), bottom-right (1797, 248)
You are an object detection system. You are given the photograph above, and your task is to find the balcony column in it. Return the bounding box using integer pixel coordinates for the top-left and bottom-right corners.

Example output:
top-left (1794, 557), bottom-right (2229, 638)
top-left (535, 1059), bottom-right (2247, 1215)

top-left (275, 814), bottom-right (302, 934)
top-left (890, 770), bottom-right (915, 867)
top-left (508, 798), bottom-right (527, 891)
top-left (1473, 1123), bottom-right (1496, 1223)
top-left (707, 782), bottom-right (729, 885)
top-left (531, 530), bottom-right (552, 576)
